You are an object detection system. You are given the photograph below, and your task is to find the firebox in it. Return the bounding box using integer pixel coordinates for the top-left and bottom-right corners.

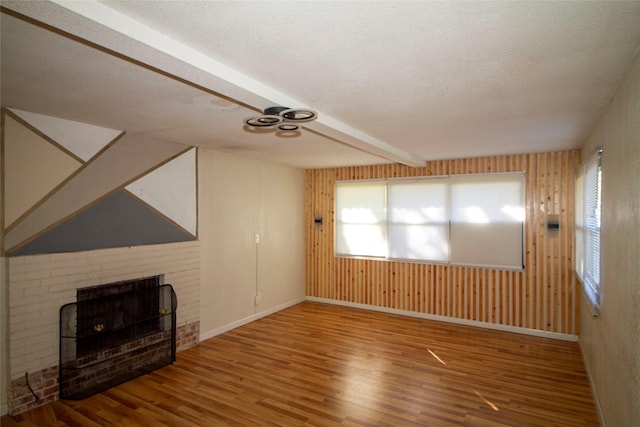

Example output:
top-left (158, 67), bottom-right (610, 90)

top-left (59, 275), bottom-right (177, 400)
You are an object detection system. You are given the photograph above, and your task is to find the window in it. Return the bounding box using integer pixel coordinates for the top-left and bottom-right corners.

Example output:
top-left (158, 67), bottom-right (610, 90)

top-left (575, 148), bottom-right (602, 311)
top-left (335, 173), bottom-right (525, 269)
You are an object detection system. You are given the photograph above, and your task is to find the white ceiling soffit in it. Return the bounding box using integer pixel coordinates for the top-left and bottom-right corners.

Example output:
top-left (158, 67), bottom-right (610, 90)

top-left (3, 0), bottom-right (424, 167)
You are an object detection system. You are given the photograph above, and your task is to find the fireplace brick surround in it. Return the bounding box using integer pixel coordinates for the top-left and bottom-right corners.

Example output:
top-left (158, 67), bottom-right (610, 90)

top-left (8, 323), bottom-right (199, 415)
top-left (5, 241), bottom-right (201, 415)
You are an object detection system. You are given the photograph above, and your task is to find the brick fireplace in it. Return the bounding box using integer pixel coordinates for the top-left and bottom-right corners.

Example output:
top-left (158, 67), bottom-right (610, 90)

top-left (59, 276), bottom-right (177, 400)
top-left (5, 241), bottom-right (201, 415)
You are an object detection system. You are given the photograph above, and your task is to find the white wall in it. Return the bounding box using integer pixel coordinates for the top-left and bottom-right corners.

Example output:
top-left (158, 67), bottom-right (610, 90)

top-left (198, 149), bottom-right (305, 338)
top-left (579, 54), bottom-right (640, 426)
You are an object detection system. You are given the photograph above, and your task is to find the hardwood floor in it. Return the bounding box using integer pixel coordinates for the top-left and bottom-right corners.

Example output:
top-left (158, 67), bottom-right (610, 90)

top-left (2, 302), bottom-right (598, 426)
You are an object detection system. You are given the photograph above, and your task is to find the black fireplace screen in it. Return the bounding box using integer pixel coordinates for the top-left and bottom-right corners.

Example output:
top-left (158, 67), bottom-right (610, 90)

top-left (76, 276), bottom-right (161, 356)
top-left (59, 276), bottom-right (177, 400)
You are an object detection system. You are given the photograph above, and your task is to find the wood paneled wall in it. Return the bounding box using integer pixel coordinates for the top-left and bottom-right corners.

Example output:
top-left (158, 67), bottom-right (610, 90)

top-left (305, 151), bottom-right (580, 335)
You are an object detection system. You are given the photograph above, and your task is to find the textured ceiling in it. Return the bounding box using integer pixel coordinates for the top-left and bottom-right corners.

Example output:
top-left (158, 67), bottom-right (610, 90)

top-left (2, 1), bottom-right (640, 169)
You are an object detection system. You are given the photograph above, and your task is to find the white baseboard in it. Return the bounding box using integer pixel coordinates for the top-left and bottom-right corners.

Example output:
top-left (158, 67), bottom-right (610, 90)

top-left (306, 296), bottom-right (579, 342)
top-left (578, 338), bottom-right (606, 426)
top-left (198, 295), bottom-right (578, 344)
top-left (199, 297), bottom-right (306, 342)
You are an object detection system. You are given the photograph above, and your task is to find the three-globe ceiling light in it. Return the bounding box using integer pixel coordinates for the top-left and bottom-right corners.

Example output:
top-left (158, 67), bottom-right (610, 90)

top-left (244, 106), bottom-right (317, 134)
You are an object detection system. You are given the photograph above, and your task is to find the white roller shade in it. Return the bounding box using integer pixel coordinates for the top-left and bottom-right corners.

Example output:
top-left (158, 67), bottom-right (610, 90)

top-left (449, 173), bottom-right (525, 268)
top-left (335, 182), bottom-right (387, 257)
top-left (388, 179), bottom-right (449, 261)
top-left (335, 173), bottom-right (525, 269)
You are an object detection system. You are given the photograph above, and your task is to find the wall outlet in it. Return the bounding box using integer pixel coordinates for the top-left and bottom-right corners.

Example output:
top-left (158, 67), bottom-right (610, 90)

top-left (254, 233), bottom-right (260, 244)
top-left (254, 292), bottom-right (262, 306)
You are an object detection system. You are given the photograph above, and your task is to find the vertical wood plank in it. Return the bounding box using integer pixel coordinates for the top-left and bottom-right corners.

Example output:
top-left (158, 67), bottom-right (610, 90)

top-left (305, 152), bottom-right (578, 335)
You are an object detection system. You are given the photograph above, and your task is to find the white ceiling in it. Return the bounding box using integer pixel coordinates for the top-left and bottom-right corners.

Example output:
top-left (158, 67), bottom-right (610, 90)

top-left (2, 1), bottom-right (640, 169)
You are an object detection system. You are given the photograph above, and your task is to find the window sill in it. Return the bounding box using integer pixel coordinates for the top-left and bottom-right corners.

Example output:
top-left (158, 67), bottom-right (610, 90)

top-left (581, 288), bottom-right (600, 318)
top-left (576, 275), bottom-right (600, 318)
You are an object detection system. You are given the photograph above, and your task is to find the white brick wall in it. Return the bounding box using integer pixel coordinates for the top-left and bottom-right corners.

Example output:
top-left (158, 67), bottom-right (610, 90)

top-left (7, 241), bottom-right (200, 379)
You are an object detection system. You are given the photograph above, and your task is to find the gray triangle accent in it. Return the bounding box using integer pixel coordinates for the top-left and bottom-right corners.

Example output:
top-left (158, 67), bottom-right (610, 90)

top-left (9, 190), bottom-right (194, 256)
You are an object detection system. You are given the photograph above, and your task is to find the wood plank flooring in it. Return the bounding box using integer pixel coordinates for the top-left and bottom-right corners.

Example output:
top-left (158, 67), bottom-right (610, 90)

top-left (2, 302), bottom-right (598, 426)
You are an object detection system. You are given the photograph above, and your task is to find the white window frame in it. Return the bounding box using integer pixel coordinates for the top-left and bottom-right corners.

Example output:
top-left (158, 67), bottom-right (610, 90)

top-left (335, 172), bottom-right (525, 270)
top-left (575, 148), bottom-right (602, 313)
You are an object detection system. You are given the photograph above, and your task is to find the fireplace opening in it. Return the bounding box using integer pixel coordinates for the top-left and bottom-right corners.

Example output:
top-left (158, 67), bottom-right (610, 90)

top-left (76, 276), bottom-right (161, 357)
top-left (59, 275), bottom-right (177, 400)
